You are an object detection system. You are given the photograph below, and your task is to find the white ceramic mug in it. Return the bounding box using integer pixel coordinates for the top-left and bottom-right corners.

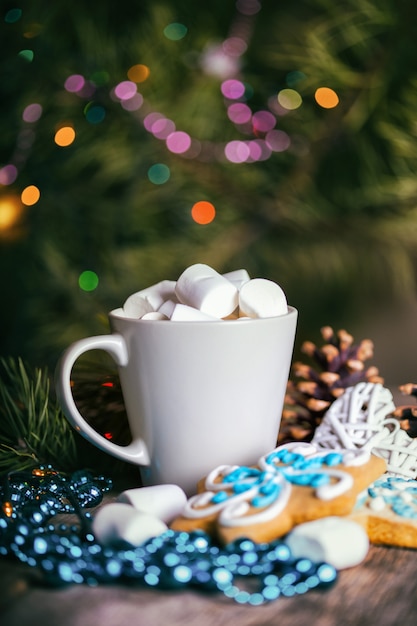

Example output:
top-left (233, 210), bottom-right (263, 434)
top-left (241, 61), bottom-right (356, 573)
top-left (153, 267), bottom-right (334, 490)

top-left (56, 306), bottom-right (297, 495)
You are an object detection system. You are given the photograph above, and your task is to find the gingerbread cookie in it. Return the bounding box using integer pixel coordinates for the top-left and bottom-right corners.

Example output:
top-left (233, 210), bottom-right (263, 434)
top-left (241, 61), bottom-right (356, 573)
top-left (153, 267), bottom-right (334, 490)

top-left (349, 475), bottom-right (417, 548)
top-left (170, 442), bottom-right (386, 544)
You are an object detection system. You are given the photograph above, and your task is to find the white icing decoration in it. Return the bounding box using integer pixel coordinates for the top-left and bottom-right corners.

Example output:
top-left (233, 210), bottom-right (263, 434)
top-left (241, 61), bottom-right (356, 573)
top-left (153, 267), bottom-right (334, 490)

top-left (368, 495), bottom-right (386, 512)
top-left (373, 424), bottom-right (417, 479)
top-left (219, 476), bottom-right (292, 527)
top-left (182, 442), bottom-right (361, 526)
top-left (312, 382), bottom-right (396, 452)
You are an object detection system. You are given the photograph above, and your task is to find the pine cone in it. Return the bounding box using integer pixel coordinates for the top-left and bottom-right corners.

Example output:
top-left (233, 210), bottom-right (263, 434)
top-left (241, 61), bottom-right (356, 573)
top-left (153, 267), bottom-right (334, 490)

top-left (278, 326), bottom-right (384, 444)
top-left (391, 383), bottom-right (417, 437)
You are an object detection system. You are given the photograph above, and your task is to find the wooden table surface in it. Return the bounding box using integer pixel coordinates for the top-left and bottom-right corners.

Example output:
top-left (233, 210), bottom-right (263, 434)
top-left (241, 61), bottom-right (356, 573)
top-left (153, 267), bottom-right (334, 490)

top-left (2, 477), bottom-right (417, 626)
top-left (1, 541), bottom-right (417, 626)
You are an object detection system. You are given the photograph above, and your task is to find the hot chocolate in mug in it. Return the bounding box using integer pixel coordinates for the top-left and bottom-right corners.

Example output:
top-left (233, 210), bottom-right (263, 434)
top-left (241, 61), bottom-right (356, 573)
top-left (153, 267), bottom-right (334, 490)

top-left (55, 306), bottom-right (297, 495)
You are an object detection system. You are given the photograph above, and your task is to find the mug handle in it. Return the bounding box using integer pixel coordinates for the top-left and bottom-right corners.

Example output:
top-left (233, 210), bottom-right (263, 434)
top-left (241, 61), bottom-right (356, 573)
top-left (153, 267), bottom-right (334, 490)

top-left (55, 334), bottom-right (150, 466)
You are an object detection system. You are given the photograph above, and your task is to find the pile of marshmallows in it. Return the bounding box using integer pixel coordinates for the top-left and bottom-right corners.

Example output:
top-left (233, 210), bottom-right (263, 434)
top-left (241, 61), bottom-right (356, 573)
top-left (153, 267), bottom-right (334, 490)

top-left (118, 263), bottom-right (288, 321)
top-left (93, 484), bottom-right (369, 571)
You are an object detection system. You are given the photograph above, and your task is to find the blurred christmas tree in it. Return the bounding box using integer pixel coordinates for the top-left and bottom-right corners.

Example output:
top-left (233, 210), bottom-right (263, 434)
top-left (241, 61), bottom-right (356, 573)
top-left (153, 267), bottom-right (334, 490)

top-left (1, 0), bottom-right (417, 369)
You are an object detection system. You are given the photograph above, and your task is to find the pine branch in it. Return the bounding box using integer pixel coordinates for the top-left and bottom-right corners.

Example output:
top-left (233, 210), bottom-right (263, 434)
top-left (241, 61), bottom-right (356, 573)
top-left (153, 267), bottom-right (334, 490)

top-left (0, 357), bottom-right (78, 473)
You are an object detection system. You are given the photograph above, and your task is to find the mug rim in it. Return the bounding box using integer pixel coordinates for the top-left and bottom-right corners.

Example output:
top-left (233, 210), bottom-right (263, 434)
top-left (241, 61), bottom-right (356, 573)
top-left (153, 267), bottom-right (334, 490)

top-left (109, 305), bottom-right (298, 325)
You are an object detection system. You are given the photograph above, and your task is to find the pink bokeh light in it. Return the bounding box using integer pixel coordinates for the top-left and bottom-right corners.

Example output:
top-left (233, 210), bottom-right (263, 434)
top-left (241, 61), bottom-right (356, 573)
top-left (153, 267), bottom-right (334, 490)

top-left (252, 110), bottom-right (276, 133)
top-left (114, 81), bottom-right (137, 101)
top-left (0, 164), bottom-right (18, 185)
top-left (265, 129), bottom-right (291, 152)
top-left (221, 79), bottom-right (246, 100)
top-left (22, 103), bottom-right (42, 123)
top-left (166, 131), bottom-right (192, 154)
top-left (64, 74), bottom-right (85, 93)
top-left (224, 140), bottom-right (250, 163)
top-left (227, 102), bottom-right (252, 125)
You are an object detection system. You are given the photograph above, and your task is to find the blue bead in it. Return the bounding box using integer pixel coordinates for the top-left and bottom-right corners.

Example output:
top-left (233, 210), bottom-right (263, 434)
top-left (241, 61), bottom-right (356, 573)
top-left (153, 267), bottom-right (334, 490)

top-left (317, 563), bottom-right (337, 585)
top-left (34, 536), bottom-right (48, 554)
top-left (213, 566), bottom-right (233, 587)
top-left (262, 584), bottom-right (280, 601)
top-left (173, 564), bottom-right (193, 584)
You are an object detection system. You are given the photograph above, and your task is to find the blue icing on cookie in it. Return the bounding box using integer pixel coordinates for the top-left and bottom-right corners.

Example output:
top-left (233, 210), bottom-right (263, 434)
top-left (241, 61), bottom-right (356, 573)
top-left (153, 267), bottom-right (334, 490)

top-left (367, 476), bottom-right (417, 519)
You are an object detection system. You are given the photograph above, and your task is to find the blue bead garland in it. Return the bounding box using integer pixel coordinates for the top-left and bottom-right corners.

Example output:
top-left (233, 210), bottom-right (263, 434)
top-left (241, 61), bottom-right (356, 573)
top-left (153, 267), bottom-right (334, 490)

top-left (0, 466), bottom-right (337, 605)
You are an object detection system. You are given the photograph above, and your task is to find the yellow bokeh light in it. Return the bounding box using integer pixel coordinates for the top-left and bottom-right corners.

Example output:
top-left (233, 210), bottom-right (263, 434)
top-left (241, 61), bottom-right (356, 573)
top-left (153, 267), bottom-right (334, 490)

top-left (0, 195), bottom-right (23, 231)
top-left (127, 64), bottom-right (150, 83)
top-left (21, 185), bottom-right (40, 206)
top-left (277, 89), bottom-right (302, 111)
top-left (315, 87), bottom-right (339, 109)
top-left (54, 126), bottom-right (76, 147)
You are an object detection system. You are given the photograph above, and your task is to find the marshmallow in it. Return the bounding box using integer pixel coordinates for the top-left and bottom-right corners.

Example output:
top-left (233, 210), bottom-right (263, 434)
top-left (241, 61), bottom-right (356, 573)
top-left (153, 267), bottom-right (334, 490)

top-left (222, 269), bottom-right (250, 290)
top-left (175, 263), bottom-right (239, 318)
top-left (158, 299), bottom-right (179, 318)
top-left (92, 502), bottom-right (168, 547)
top-left (117, 484), bottom-right (187, 524)
top-left (170, 303), bottom-right (220, 322)
top-left (141, 311), bottom-right (169, 321)
top-left (131, 280), bottom-right (176, 310)
top-left (122, 295), bottom-right (154, 319)
top-left (285, 517), bottom-right (369, 570)
top-left (238, 278), bottom-right (287, 318)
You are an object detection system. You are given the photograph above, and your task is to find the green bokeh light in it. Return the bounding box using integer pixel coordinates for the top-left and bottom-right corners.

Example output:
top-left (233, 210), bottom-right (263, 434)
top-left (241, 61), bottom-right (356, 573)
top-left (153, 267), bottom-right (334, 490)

top-left (163, 23), bottom-right (188, 41)
top-left (79, 270), bottom-right (99, 291)
top-left (18, 50), bottom-right (34, 62)
top-left (148, 163), bottom-right (171, 184)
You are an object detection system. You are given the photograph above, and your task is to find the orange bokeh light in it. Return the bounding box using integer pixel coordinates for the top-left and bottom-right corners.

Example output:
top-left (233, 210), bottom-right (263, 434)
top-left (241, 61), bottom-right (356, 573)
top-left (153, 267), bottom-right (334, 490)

top-left (315, 87), bottom-right (339, 109)
top-left (54, 126), bottom-right (76, 147)
top-left (127, 64), bottom-right (150, 83)
top-left (191, 201), bottom-right (216, 225)
top-left (21, 185), bottom-right (40, 206)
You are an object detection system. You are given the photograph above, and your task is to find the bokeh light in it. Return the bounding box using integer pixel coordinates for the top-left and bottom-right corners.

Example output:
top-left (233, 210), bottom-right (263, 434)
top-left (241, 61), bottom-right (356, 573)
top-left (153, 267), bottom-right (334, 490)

top-left (150, 117), bottom-right (176, 139)
top-left (163, 23), bottom-right (188, 41)
top-left (79, 270), bottom-right (99, 292)
top-left (224, 140), bottom-right (250, 163)
top-left (277, 89), bottom-right (302, 110)
top-left (127, 64), bottom-right (150, 83)
top-left (247, 139), bottom-right (271, 162)
top-left (21, 185), bottom-right (40, 206)
top-left (5, 8), bottom-right (22, 23)
top-left (222, 37), bottom-right (247, 57)
top-left (227, 103), bottom-right (252, 124)
top-left (286, 70), bottom-right (306, 88)
top-left (221, 79), bottom-right (246, 100)
top-left (315, 87), bottom-right (339, 109)
top-left (265, 129), bottom-right (291, 152)
top-left (18, 50), bottom-right (34, 62)
top-left (148, 164), bottom-right (171, 184)
top-left (0, 195), bottom-right (23, 232)
top-left (114, 81), bottom-right (137, 101)
top-left (0, 165), bottom-right (18, 185)
top-left (54, 126), bottom-right (76, 147)
top-left (252, 110), bottom-right (276, 133)
top-left (144, 112), bottom-right (164, 132)
top-left (64, 74), bottom-right (85, 93)
top-left (120, 93), bottom-right (143, 111)
top-left (191, 201), bottom-right (216, 224)
top-left (166, 131), bottom-right (191, 154)
top-left (236, 0), bottom-right (262, 15)
top-left (22, 103), bottom-right (42, 123)
top-left (84, 104), bottom-right (106, 124)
